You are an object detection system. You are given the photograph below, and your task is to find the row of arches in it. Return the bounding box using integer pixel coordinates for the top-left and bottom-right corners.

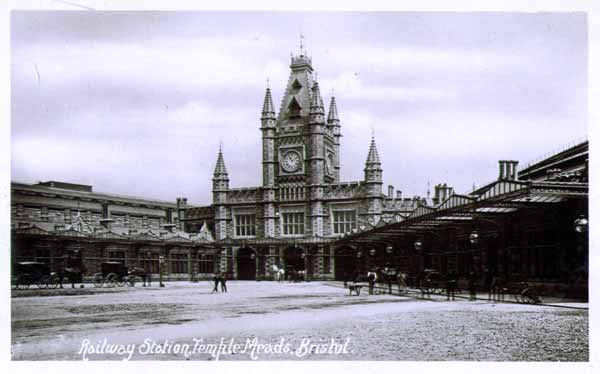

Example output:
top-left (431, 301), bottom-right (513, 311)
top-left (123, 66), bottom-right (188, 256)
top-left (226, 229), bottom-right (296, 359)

top-left (236, 246), bottom-right (307, 280)
top-left (235, 245), bottom-right (366, 280)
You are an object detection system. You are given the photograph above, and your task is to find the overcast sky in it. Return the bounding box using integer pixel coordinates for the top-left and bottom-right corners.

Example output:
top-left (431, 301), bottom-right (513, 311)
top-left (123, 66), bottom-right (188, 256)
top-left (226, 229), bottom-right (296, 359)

top-left (11, 11), bottom-right (587, 205)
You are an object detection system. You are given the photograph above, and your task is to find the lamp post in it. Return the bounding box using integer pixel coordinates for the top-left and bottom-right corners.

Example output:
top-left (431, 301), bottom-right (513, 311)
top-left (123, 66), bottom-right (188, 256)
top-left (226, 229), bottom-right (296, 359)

top-left (159, 255), bottom-right (165, 287)
top-left (469, 230), bottom-right (480, 245)
top-left (574, 215), bottom-right (588, 234)
top-left (573, 214), bottom-right (588, 277)
top-left (386, 245), bottom-right (393, 255)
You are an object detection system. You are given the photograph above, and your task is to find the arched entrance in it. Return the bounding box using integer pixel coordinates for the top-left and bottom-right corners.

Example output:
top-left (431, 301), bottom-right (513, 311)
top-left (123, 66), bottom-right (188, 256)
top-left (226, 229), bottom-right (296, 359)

top-left (334, 246), bottom-right (357, 281)
top-left (236, 247), bottom-right (256, 280)
top-left (284, 246), bottom-right (305, 273)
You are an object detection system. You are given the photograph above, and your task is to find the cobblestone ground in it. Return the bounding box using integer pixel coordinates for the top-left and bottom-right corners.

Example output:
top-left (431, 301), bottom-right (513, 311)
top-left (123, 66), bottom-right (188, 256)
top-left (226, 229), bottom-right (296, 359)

top-left (11, 281), bottom-right (588, 361)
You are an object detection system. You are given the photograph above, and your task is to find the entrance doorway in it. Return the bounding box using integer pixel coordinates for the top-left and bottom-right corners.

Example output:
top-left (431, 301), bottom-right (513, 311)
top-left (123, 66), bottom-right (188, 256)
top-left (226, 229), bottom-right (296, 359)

top-left (284, 246), bottom-right (305, 273)
top-left (334, 246), bottom-right (357, 281)
top-left (236, 247), bottom-right (256, 280)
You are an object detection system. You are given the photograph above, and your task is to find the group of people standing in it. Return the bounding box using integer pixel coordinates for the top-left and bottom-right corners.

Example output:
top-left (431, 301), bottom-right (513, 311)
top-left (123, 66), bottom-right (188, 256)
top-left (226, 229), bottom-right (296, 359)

top-left (212, 272), bottom-right (228, 293)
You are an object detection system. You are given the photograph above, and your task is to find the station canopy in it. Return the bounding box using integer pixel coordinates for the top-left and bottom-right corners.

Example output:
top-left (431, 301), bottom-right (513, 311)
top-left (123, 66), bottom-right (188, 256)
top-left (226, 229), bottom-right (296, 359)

top-left (337, 179), bottom-right (588, 245)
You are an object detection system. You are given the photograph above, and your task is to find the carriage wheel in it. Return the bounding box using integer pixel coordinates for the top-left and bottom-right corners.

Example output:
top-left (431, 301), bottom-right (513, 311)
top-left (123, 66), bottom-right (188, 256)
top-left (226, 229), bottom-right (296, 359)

top-left (514, 292), bottom-right (523, 303)
top-left (116, 276), bottom-right (127, 287)
top-left (36, 276), bottom-right (49, 289)
top-left (15, 275), bottom-right (31, 290)
top-left (48, 274), bottom-right (61, 289)
top-left (106, 273), bottom-right (118, 288)
top-left (92, 273), bottom-right (105, 288)
top-left (128, 276), bottom-right (138, 287)
top-left (522, 288), bottom-right (541, 304)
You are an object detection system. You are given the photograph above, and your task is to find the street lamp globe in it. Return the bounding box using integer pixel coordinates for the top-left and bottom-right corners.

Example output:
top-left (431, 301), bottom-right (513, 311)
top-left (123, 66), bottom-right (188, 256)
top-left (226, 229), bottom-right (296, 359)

top-left (369, 248), bottom-right (376, 256)
top-left (386, 245), bottom-right (393, 254)
top-left (414, 240), bottom-right (422, 251)
top-left (574, 215), bottom-right (589, 234)
top-left (250, 252), bottom-right (256, 260)
top-left (469, 230), bottom-right (480, 245)
top-left (356, 251), bottom-right (363, 259)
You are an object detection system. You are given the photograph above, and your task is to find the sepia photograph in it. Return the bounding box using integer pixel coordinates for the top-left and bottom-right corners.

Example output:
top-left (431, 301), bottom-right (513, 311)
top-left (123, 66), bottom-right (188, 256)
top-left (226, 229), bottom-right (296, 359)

top-left (6, 3), bottom-right (592, 365)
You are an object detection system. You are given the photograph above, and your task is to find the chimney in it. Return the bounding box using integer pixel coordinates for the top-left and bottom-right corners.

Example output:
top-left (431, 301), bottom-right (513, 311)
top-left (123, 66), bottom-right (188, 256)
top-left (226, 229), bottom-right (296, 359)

top-left (433, 184), bottom-right (441, 205)
top-left (511, 161), bottom-right (519, 180)
top-left (396, 190), bottom-right (402, 199)
top-left (499, 160), bottom-right (519, 180)
top-left (388, 185), bottom-right (394, 198)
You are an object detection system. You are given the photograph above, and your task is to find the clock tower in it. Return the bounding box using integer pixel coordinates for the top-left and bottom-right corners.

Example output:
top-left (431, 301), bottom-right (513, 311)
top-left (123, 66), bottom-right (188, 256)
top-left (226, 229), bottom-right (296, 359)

top-left (260, 49), bottom-right (341, 237)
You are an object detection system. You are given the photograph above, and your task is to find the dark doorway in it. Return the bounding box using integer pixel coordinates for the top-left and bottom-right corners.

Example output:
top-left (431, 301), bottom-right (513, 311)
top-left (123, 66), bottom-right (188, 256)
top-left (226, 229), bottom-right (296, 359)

top-left (284, 246), bottom-right (305, 273)
top-left (334, 246), bottom-right (357, 281)
top-left (236, 247), bottom-right (256, 280)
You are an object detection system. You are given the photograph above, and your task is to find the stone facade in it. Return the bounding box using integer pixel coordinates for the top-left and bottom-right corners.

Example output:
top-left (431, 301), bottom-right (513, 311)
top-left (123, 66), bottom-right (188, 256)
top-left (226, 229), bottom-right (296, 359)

top-left (11, 181), bottom-right (217, 280)
top-left (192, 52), bottom-right (420, 280)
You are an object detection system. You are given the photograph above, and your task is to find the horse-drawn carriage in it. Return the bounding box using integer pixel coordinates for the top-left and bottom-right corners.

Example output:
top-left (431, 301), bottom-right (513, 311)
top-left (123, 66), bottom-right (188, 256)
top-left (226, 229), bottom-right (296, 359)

top-left (92, 262), bottom-right (146, 288)
top-left (418, 269), bottom-right (445, 295)
top-left (13, 262), bottom-right (55, 289)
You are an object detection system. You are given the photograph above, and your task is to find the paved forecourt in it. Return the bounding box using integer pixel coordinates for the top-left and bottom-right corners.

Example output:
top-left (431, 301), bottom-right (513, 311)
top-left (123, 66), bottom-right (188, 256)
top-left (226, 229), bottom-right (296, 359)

top-left (11, 281), bottom-right (588, 361)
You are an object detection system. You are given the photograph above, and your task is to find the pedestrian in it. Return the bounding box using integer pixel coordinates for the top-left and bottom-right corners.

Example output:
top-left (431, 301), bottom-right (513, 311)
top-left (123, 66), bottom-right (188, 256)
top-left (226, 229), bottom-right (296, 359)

top-left (143, 253), bottom-right (152, 287)
top-left (397, 271), bottom-right (407, 294)
top-left (489, 271), bottom-right (498, 301)
top-left (384, 267), bottom-right (393, 294)
top-left (212, 272), bottom-right (220, 293)
top-left (446, 271), bottom-right (457, 301)
top-left (468, 271), bottom-right (477, 301)
top-left (367, 270), bottom-right (375, 295)
top-left (220, 272), bottom-right (228, 293)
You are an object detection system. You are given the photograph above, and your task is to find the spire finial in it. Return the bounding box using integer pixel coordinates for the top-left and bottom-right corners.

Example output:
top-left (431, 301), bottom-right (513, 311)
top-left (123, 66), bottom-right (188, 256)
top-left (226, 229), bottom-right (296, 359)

top-left (327, 95), bottom-right (339, 123)
top-left (314, 71), bottom-right (318, 82)
top-left (266, 77), bottom-right (270, 89)
top-left (299, 32), bottom-right (305, 54)
top-left (366, 135), bottom-right (381, 165)
top-left (214, 144), bottom-right (228, 176)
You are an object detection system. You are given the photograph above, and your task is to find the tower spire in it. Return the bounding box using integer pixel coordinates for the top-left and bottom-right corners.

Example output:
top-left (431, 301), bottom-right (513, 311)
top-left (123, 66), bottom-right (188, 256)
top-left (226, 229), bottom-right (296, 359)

top-left (310, 80), bottom-right (324, 114)
top-left (365, 136), bottom-right (381, 165)
top-left (261, 85), bottom-right (276, 120)
top-left (213, 145), bottom-right (228, 176)
top-left (327, 96), bottom-right (339, 123)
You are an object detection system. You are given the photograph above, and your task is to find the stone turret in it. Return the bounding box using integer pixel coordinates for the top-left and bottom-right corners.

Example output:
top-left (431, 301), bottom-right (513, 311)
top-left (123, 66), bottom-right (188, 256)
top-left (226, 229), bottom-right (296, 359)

top-left (212, 146), bottom-right (229, 240)
top-left (328, 96), bottom-right (341, 182)
top-left (363, 137), bottom-right (383, 223)
top-left (308, 80), bottom-right (326, 236)
top-left (261, 86), bottom-right (277, 237)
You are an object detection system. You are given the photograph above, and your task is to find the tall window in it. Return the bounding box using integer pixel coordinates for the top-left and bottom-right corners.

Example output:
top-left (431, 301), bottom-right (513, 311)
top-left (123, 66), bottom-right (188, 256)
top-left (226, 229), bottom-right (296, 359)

top-left (235, 214), bottom-right (256, 237)
top-left (198, 254), bottom-right (214, 274)
top-left (332, 210), bottom-right (357, 234)
top-left (171, 253), bottom-right (188, 274)
top-left (282, 212), bottom-right (305, 236)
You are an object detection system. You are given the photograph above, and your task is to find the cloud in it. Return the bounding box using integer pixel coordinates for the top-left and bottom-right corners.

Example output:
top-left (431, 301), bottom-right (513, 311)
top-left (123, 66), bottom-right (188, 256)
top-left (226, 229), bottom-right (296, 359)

top-left (10, 12), bottom-right (587, 203)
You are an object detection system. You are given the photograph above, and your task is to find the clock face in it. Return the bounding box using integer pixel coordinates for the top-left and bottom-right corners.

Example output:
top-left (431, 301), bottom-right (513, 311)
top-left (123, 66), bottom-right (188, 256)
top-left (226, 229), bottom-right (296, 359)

top-left (326, 154), bottom-right (334, 175)
top-left (282, 151), bottom-right (302, 173)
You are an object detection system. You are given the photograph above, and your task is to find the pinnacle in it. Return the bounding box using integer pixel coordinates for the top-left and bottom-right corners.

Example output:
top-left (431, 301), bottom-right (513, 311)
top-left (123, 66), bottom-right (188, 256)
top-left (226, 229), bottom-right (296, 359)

top-left (261, 87), bottom-right (276, 118)
top-left (327, 96), bottom-right (339, 123)
top-left (310, 80), bottom-right (324, 113)
top-left (213, 146), bottom-right (228, 176)
top-left (366, 136), bottom-right (381, 165)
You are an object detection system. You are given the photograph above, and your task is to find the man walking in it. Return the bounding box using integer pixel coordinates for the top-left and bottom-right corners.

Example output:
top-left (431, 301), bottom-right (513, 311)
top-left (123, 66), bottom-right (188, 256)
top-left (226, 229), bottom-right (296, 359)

top-left (446, 271), bottom-right (457, 301)
top-left (212, 272), bottom-right (220, 293)
top-left (468, 271), bottom-right (477, 301)
top-left (220, 272), bottom-right (228, 293)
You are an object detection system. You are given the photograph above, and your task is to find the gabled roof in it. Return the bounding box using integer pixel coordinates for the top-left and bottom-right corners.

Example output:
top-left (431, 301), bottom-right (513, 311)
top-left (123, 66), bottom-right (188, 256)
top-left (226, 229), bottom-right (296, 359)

top-left (476, 180), bottom-right (529, 201)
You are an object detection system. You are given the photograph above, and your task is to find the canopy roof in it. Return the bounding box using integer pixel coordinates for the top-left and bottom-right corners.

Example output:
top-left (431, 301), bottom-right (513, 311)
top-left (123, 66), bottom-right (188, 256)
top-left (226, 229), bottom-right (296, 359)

top-left (337, 179), bottom-right (588, 245)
